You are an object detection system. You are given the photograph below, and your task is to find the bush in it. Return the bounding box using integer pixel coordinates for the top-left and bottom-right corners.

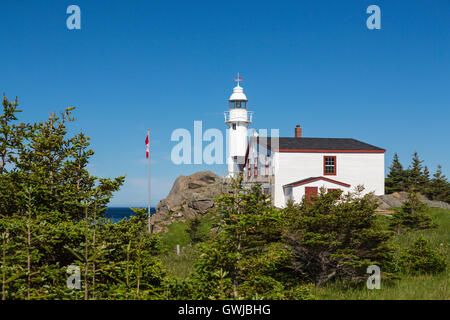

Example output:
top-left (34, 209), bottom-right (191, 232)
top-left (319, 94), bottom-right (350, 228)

top-left (284, 186), bottom-right (396, 285)
top-left (400, 236), bottom-right (447, 274)
top-left (390, 190), bottom-right (436, 232)
top-left (187, 177), bottom-right (304, 299)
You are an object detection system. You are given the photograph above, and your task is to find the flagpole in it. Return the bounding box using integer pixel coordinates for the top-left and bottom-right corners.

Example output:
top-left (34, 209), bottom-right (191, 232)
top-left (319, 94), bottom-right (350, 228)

top-left (147, 128), bottom-right (151, 233)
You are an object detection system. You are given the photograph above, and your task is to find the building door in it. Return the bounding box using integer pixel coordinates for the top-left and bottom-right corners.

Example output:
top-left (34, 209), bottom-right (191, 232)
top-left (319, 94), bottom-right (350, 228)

top-left (305, 187), bottom-right (318, 202)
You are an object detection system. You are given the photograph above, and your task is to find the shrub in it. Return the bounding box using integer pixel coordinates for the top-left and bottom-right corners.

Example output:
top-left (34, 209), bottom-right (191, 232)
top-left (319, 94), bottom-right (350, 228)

top-left (400, 236), bottom-right (447, 274)
top-left (284, 186), bottom-right (396, 285)
top-left (390, 190), bottom-right (436, 232)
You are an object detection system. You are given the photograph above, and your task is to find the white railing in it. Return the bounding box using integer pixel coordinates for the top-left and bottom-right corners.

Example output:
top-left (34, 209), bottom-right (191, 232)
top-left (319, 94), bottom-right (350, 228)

top-left (248, 111), bottom-right (254, 123)
top-left (224, 111), bottom-right (254, 123)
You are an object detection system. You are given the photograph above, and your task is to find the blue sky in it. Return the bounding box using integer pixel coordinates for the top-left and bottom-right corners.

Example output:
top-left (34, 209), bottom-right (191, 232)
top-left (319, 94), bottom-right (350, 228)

top-left (1, 0), bottom-right (449, 206)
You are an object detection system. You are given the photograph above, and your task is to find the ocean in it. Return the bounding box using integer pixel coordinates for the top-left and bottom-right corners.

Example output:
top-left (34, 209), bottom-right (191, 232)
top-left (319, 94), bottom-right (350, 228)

top-left (106, 207), bottom-right (156, 223)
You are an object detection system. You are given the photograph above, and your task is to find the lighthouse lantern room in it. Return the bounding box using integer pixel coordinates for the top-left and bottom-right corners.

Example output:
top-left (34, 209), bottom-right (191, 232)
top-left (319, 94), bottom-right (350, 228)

top-left (225, 75), bottom-right (253, 177)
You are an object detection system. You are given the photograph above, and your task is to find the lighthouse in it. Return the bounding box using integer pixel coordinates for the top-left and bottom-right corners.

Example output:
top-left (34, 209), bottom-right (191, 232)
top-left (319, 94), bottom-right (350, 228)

top-left (225, 75), bottom-right (253, 177)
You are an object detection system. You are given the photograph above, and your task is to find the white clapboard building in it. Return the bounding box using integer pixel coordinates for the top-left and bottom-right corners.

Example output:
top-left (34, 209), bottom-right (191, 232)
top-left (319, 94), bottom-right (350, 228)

top-left (224, 79), bottom-right (386, 207)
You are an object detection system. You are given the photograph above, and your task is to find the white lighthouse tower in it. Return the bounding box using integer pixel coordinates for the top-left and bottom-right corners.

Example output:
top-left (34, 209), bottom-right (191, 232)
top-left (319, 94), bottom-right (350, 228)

top-left (225, 75), bottom-right (253, 177)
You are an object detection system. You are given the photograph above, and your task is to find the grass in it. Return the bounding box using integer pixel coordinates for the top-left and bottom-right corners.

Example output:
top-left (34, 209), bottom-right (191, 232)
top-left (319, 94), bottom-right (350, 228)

top-left (160, 246), bottom-right (198, 279)
top-left (160, 221), bottom-right (191, 253)
top-left (313, 272), bottom-right (449, 300)
top-left (157, 207), bottom-right (450, 299)
top-left (313, 207), bottom-right (450, 300)
top-left (393, 208), bottom-right (450, 251)
top-left (158, 211), bottom-right (220, 279)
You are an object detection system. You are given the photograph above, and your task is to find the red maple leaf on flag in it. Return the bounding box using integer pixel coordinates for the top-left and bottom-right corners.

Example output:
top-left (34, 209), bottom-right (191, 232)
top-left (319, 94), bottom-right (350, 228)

top-left (145, 133), bottom-right (149, 159)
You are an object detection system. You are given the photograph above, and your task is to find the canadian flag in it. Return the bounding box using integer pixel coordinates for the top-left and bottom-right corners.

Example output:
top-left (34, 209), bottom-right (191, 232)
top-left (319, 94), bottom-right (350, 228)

top-left (145, 132), bottom-right (150, 159)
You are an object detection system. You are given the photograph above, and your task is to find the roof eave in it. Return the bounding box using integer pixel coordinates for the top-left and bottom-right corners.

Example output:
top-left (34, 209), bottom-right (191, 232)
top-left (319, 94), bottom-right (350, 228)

top-left (276, 149), bottom-right (386, 153)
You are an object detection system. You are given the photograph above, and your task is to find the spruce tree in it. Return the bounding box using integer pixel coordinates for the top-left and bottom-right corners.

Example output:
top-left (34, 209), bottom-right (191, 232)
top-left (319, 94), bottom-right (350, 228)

top-left (421, 166), bottom-right (431, 197)
top-left (385, 153), bottom-right (406, 193)
top-left (400, 236), bottom-right (447, 274)
top-left (0, 98), bottom-right (132, 299)
top-left (408, 152), bottom-right (425, 191)
top-left (186, 217), bottom-right (203, 246)
top-left (189, 176), bottom-right (300, 299)
top-left (284, 186), bottom-right (395, 285)
top-left (0, 96), bottom-right (29, 217)
top-left (390, 189), bottom-right (435, 232)
top-left (0, 95), bottom-right (28, 174)
top-left (422, 166), bottom-right (430, 186)
top-left (428, 165), bottom-right (450, 203)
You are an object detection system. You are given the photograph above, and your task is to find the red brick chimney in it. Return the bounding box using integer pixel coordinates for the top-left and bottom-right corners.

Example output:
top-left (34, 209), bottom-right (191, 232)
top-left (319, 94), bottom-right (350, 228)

top-left (295, 125), bottom-right (302, 138)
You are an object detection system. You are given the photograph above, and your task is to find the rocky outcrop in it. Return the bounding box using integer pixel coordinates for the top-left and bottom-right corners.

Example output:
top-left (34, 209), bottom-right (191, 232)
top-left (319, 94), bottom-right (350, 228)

top-left (376, 192), bottom-right (450, 210)
top-left (152, 171), bottom-right (228, 233)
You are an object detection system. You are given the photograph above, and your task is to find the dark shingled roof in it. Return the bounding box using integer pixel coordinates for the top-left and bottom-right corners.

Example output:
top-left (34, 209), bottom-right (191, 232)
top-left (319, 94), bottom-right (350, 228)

top-left (255, 137), bottom-right (385, 151)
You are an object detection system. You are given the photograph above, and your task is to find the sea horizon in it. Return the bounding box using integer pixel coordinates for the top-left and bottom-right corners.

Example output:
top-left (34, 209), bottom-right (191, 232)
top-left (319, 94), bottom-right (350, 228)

top-left (106, 207), bottom-right (156, 223)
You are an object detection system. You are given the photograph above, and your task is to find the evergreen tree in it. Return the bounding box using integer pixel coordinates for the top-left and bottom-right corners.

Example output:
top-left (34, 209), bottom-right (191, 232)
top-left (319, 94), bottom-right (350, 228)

top-left (421, 166), bottom-right (431, 195)
top-left (0, 96), bottom-right (29, 217)
top-left (400, 236), bottom-right (447, 274)
top-left (3, 94), bottom-right (448, 300)
top-left (427, 165), bottom-right (450, 203)
top-left (0, 221), bottom-right (24, 300)
top-left (0, 95), bottom-right (28, 174)
top-left (15, 108), bottom-right (125, 221)
top-left (407, 152), bottom-right (428, 192)
top-left (0, 97), bottom-right (137, 299)
top-left (188, 176), bottom-right (311, 300)
top-left (423, 166), bottom-right (430, 183)
top-left (284, 186), bottom-right (395, 285)
top-left (385, 153), bottom-right (406, 193)
top-left (390, 189), bottom-right (435, 232)
top-left (186, 217), bottom-right (204, 246)
top-left (97, 208), bottom-right (165, 300)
